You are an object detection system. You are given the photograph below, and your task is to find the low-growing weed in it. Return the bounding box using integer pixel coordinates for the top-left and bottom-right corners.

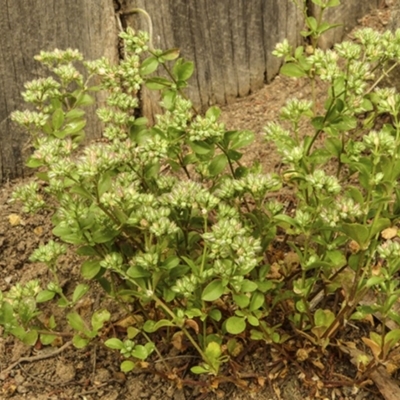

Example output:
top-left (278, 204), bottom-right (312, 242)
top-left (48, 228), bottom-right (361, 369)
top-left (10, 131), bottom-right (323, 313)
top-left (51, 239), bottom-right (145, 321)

top-left (4, 0), bottom-right (400, 386)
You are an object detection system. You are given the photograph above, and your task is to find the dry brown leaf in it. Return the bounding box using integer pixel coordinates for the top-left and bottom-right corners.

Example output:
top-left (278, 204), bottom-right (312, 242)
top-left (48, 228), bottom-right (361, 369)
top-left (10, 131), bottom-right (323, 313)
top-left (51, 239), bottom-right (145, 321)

top-left (386, 362), bottom-right (399, 375)
top-left (8, 213), bottom-right (22, 226)
top-left (371, 262), bottom-right (382, 276)
top-left (348, 240), bottom-right (361, 253)
top-left (185, 319), bottom-right (199, 334)
top-left (284, 251), bottom-right (300, 272)
top-left (171, 331), bottom-right (187, 352)
top-left (33, 226), bottom-right (43, 236)
top-left (272, 383), bottom-right (281, 399)
top-left (267, 262), bottom-right (283, 279)
top-left (296, 348), bottom-right (310, 362)
top-left (228, 340), bottom-right (243, 357)
top-left (257, 376), bottom-right (266, 387)
top-left (114, 315), bottom-right (143, 328)
top-left (312, 359), bottom-right (325, 370)
top-left (362, 337), bottom-right (381, 359)
top-left (382, 227), bottom-right (398, 240)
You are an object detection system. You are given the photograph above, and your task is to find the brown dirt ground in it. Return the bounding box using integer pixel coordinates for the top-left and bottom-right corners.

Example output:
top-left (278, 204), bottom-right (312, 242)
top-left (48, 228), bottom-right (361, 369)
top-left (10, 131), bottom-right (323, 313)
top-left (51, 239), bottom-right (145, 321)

top-left (1, 3), bottom-right (400, 400)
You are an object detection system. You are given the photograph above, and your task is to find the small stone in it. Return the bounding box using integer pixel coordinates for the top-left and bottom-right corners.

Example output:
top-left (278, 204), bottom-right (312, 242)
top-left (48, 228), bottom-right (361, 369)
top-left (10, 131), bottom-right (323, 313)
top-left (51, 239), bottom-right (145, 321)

top-left (55, 360), bottom-right (76, 383)
top-left (14, 372), bottom-right (25, 385)
top-left (94, 367), bottom-right (111, 384)
top-left (16, 385), bottom-right (29, 394)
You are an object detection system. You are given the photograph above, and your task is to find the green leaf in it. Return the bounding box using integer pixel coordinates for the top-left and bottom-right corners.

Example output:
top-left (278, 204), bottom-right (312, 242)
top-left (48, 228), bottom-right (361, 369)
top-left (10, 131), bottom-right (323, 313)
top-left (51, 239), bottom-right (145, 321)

top-left (202, 279), bottom-right (225, 302)
top-left (81, 260), bottom-right (101, 279)
top-left (241, 280), bottom-right (258, 293)
top-left (70, 185), bottom-right (93, 200)
top-left (247, 315), bottom-right (260, 327)
top-left (314, 309), bottom-right (335, 327)
top-left (161, 89), bottom-right (176, 110)
top-left (162, 256), bottom-right (180, 270)
top-left (206, 106), bottom-right (221, 121)
top-left (340, 223), bottom-right (369, 247)
top-left (105, 338), bottom-right (124, 350)
top-left (230, 130), bottom-right (255, 150)
top-left (159, 48), bottom-right (180, 61)
top-left (67, 312), bottom-right (87, 333)
top-left (127, 265), bottom-right (151, 279)
top-left (225, 316), bottom-right (246, 334)
top-left (131, 345), bottom-right (148, 360)
top-left (205, 341), bottom-right (222, 359)
top-left (332, 115), bottom-right (357, 131)
top-left (173, 59), bottom-right (194, 81)
top-left (127, 327), bottom-right (140, 339)
top-left (326, 0), bottom-right (340, 7)
top-left (63, 120), bottom-right (86, 135)
top-left (249, 291), bottom-right (265, 311)
top-left (306, 16), bottom-right (318, 31)
top-left (384, 329), bottom-right (400, 349)
top-left (208, 154), bottom-right (228, 176)
top-left (91, 309), bottom-right (110, 332)
top-left (48, 315), bottom-right (57, 329)
top-left (21, 330), bottom-right (38, 346)
top-left (40, 333), bottom-right (57, 345)
top-left (121, 360), bottom-right (135, 372)
top-left (26, 157), bottom-right (44, 168)
top-left (145, 77), bottom-right (172, 90)
top-left (97, 172), bottom-right (112, 197)
top-left (76, 246), bottom-right (98, 256)
top-left (311, 116), bottom-right (325, 130)
top-left (140, 56), bottom-right (159, 75)
top-left (92, 229), bottom-right (118, 244)
top-left (326, 250), bottom-right (346, 268)
top-left (72, 283), bottom-right (89, 304)
top-left (311, 0), bottom-right (323, 6)
top-left (52, 108), bottom-right (64, 130)
top-left (296, 300), bottom-right (307, 313)
top-left (347, 186), bottom-right (364, 206)
top-left (209, 309), bottom-right (222, 321)
top-left (280, 63), bottom-right (307, 78)
top-left (256, 280), bottom-right (273, 293)
top-left (36, 290), bottom-right (56, 303)
top-left (226, 149), bottom-right (242, 161)
top-left (325, 137), bottom-right (342, 157)
top-left (66, 109), bottom-right (85, 120)
top-left (143, 319), bottom-right (175, 332)
top-left (189, 140), bottom-right (213, 155)
top-left (366, 276), bottom-right (385, 288)
top-left (73, 335), bottom-right (89, 349)
top-left (233, 293), bottom-right (250, 308)
top-left (318, 22), bottom-right (342, 34)
top-left (191, 365), bottom-right (210, 374)
top-left (369, 218), bottom-right (391, 239)
top-left (75, 93), bottom-right (94, 107)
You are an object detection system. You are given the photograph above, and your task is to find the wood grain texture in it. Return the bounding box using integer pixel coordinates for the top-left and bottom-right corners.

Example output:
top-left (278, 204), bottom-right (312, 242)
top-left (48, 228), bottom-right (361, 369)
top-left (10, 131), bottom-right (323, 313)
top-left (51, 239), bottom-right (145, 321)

top-left (0, 0), bottom-right (118, 182)
top-left (309, 0), bottom-right (381, 49)
top-left (125, 0), bottom-right (304, 118)
top-left (126, 1), bottom-right (384, 119)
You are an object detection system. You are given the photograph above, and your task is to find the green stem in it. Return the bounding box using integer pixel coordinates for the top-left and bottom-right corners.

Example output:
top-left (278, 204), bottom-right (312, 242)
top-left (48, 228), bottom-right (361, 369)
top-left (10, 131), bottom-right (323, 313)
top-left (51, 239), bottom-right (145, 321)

top-left (367, 61), bottom-right (400, 95)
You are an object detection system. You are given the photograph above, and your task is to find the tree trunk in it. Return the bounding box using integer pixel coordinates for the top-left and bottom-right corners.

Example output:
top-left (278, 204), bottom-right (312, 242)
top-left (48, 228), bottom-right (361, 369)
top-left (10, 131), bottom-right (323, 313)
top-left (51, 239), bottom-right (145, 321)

top-left (0, 0), bottom-right (118, 183)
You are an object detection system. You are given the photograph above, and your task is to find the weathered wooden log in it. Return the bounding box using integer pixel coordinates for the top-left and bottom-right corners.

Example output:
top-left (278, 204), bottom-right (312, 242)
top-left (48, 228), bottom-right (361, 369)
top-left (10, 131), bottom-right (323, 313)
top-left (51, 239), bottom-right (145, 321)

top-left (0, 0), bottom-right (118, 182)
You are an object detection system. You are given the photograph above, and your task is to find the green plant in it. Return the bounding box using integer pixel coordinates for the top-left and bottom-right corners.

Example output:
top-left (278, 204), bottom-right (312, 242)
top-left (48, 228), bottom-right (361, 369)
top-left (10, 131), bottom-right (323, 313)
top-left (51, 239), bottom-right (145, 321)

top-left (5, 0), bottom-right (400, 387)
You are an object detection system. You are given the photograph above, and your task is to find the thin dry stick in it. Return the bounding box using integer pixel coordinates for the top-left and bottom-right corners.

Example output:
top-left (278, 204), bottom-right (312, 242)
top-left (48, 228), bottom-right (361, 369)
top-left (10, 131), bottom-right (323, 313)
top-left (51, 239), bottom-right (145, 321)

top-left (0, 340), bottom-right (72, 379)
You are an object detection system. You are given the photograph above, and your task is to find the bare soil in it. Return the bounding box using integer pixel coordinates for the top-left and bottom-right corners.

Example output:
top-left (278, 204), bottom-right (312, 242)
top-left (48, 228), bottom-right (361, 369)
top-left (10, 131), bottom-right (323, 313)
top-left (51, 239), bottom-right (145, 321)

top-left (1, 3), bottom-right (399, 399)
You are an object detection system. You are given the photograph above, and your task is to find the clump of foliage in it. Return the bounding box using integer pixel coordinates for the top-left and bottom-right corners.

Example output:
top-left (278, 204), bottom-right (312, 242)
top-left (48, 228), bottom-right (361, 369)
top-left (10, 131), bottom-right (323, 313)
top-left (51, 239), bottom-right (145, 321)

top-left (4, 0), bottom-right (400, 387)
